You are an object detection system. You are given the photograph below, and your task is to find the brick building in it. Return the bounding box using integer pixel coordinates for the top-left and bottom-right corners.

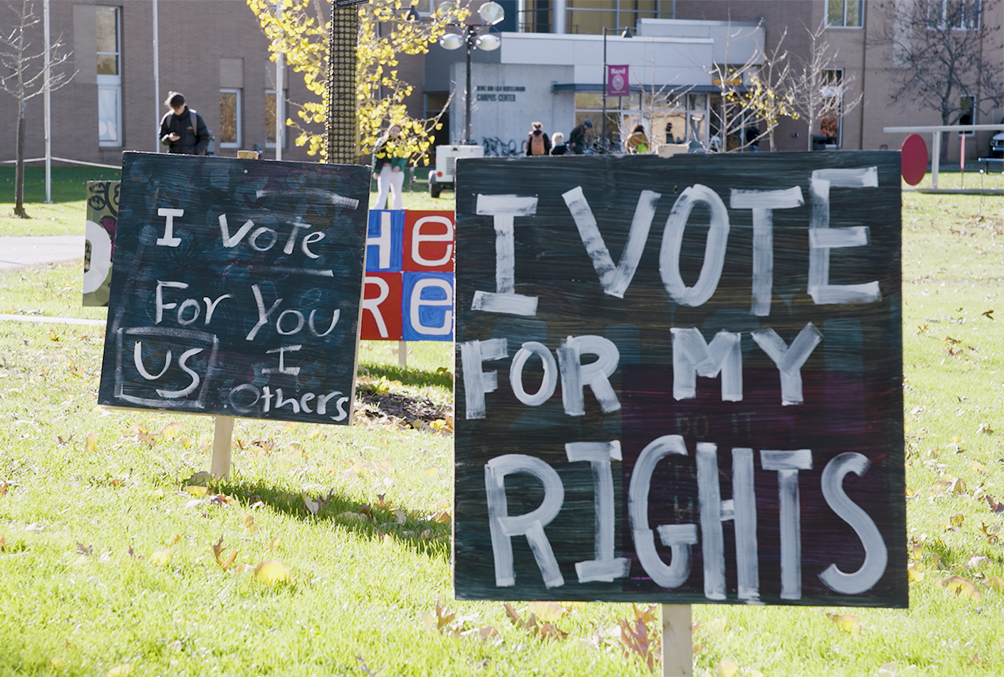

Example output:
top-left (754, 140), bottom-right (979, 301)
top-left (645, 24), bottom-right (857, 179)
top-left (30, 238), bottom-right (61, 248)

top-left (0, 0), bottom-right (314, 167)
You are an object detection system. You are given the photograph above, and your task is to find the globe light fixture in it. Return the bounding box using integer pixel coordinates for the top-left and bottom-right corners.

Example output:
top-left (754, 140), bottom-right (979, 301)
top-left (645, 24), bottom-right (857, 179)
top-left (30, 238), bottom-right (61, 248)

top-left (438, 1), bottom-right (505, 144)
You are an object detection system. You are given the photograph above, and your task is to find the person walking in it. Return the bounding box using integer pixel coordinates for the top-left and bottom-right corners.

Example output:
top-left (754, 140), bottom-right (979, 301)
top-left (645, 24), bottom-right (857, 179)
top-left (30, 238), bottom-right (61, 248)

top-left (526, 121), bottom-right (551, 156)
top-left (568, 119), bottom-right (593, 154)
top-left (625, 123), bottom-right (650, 154)
top-left (159, 92), bottom-right (211, 155)
top-left (372, 124), bottom-right (407, 210)
top-left (550, 132), bottom-right (569, 156)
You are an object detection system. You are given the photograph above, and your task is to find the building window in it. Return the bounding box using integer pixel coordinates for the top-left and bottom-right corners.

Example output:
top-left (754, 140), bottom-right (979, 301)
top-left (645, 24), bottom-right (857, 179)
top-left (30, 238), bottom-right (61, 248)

top-left (826, 0), bottom-right (863, 27)
top-left (96, 6), bottom-right (121, 146)
top-left (820, 69), bottom-right (844, 147)
top-left (265, 89), bottom-right (286, 148)
top-left (928, 0), bottom-right (980, 29)
top-left (220, 89), bottom-right (241, 148)
top-left (958, 95), bottom-right (975, 133)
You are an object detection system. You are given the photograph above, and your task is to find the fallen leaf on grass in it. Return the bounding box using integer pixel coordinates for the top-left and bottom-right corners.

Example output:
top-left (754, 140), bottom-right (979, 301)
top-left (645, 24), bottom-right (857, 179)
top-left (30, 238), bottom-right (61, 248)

top-left (908, 562), bottom-right (924, 582)
top-left (336, 511), bottom-right (368, 524)
top-left (528, 601), bottom-right (566, 622)
top-left (211, 536), bottom-right (239, 571)
top-left (253, 559), bottom-right (290, 584)
top-left (707, 617), bottom-right (728, 634)
top-left (716, 661), bottom-right (739, 677)
top-left (983, 577), bottom-right (1004, 591)
top-left (966, 554), bottom-right (991, 570)
top-left (107, 664), bottom-right (132, 677)
top-left (421, 599), bottom-right (457, 633)
top-left (987, 496), bottom-right (1004, 513)
top-left (85, 432), bottom-right (98, 454)
top-left (161, 421), bottom-right (183, 438)
top-left (184, 485), bottom-right (208, 497)
top-left (825, 612), bottom-right (860, 634)
top-left (148, 548), bottom-right (173, 566)
top-left (460, 625), bottom-right (500, 642)
top-left (503, 602), bottom-right (569, 643)
top-left (243, 513), bottom-right (258, 533)
top-left (940, 575), bottom-right (981, 600)
top-left (49, 657), bottom-right (67, 669)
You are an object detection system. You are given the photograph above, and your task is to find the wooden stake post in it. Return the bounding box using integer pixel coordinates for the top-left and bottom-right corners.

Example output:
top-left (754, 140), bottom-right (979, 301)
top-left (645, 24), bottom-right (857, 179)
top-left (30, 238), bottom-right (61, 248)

top-left (211, 415), bottom-right (234, 478)
top-left (662, 605), bottom-right (693, 677)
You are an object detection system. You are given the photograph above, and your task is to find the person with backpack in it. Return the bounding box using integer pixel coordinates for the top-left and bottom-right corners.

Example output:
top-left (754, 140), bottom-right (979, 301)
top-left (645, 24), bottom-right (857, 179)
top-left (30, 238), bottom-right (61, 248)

top-left (159, 92), bottom-right (211, 155)
top-left (525, 121), bottom-right (551, 156)
top-left (372, 124), bottom-right (407, 210)
top-left (625, 123), bottom-right (650, 154)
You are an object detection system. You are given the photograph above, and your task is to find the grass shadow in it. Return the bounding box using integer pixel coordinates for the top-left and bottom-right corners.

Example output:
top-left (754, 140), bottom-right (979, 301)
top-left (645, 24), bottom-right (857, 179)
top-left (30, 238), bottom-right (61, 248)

top-left (215, 476), bottom-right (451, 559)
top-left (357, 361), bottom-right (453, 390)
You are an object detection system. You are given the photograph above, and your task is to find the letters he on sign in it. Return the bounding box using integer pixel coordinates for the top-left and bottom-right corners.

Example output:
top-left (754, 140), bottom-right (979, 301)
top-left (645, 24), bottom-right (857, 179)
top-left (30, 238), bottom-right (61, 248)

top-left (98, 152), bottom-right (370, 425)
top-left (361, 210), bottom-right (455, 341)
top-left (453, 153), bottom-right (907, 607)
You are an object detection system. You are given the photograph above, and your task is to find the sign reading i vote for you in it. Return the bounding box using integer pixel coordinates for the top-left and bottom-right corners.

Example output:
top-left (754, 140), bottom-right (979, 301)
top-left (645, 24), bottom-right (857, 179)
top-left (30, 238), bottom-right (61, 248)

top-left (98, 153), bottom-right (370, 425)
top-left (453, 153), bottom-right (907, 607)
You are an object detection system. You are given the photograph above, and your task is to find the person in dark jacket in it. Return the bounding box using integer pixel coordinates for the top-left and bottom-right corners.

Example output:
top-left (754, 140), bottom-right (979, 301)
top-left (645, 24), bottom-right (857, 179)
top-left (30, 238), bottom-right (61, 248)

top-left (159, 92), bottom-right (211, 155)
top-left (568, 119), bottom-right (593, 154)
top-left (525, 121), bottom-right (551, 156)
top-left (550, 131), bottom-right (569, 156)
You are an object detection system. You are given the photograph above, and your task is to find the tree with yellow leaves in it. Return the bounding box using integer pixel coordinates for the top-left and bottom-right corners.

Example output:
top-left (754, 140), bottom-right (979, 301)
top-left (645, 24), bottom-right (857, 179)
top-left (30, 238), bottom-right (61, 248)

top-left (247, 0), bottom-right (468, 163)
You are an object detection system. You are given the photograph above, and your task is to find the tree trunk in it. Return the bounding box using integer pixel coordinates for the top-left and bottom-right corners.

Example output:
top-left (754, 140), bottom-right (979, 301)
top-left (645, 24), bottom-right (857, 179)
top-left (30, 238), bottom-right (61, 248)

top-left (14, 106), bottom-right (27, 218)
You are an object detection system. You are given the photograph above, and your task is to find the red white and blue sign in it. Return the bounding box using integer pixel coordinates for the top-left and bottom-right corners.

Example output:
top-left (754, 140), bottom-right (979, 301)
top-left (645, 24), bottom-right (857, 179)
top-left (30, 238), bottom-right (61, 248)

top-left (361, 210), bottom-right (455, 341)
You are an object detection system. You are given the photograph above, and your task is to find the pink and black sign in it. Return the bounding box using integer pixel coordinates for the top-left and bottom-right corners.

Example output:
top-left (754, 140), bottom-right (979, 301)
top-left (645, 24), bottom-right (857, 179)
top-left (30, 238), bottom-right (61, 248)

top-left (361, 210), bottom-right (455, 341)
top-left (453, 153), bottom-right (906, 608)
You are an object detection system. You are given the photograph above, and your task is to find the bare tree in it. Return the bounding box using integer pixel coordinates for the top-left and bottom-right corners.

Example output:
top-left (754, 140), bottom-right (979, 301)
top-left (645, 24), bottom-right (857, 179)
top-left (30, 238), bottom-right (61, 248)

top-left (0, 0), bottom-right (74, 218)
top-left (702, 23), bottom-right (794, 152)
top-left (789, 20), bottom-right (862, 152)
top-left (875, 0), bottom-right (1003, 163)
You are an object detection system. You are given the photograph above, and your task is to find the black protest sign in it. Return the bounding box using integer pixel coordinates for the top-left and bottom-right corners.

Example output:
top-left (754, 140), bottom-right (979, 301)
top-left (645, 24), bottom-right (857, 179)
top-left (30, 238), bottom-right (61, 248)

top-left (98, 153), bottom-right (370, 425)
top-left (454, 153), bottom-right (907, 607)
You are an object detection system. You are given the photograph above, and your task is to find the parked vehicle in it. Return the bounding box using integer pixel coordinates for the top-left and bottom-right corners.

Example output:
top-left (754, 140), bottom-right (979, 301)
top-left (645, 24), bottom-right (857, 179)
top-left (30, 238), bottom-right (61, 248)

top-left (429, 145), bottom-right (484, 198)
top-left (990, 132), bottom-right (1004, 158)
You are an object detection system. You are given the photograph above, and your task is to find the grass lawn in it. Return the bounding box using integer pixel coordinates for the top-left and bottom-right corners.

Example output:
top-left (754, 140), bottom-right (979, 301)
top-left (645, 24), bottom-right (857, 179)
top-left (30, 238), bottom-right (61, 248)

top-left (1, 165), bottom-right (1004, 675)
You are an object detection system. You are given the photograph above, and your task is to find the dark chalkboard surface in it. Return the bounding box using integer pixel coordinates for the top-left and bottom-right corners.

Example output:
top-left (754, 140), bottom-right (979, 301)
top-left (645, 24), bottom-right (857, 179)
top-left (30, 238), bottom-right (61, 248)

top-left (98, 153), bottom-right (370, 425)
top-left (453, 153), bottom-right (907, 607)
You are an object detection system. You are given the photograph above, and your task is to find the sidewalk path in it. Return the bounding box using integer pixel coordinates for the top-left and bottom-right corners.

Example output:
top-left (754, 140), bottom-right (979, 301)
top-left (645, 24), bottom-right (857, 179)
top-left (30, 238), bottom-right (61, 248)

top-left (0, 235), bottom-right (85, 270)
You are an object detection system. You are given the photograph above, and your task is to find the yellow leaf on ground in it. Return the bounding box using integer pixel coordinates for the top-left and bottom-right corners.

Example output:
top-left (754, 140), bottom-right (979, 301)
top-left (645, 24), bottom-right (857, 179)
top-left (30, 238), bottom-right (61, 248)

top-left (528, 601), bottom-right (565, 622)
top-left (148, 548), bottom-right (172, 566)
top-left (50, 657), bottom-right (68, 669)
top-left (107, 664), bottom-right (132, 677)
top-left (825, 612), bottom-right (860, 633)
top-left (716, 660), bottom-right (739, 677)
top-left (708, 617), bottom-right (728, 634)
top-left (184, 485), bottom-right (209, 497)
top-left (243, 513), bottom-right (258, 533)
top-left (982, 577), bottom-right (1004, 591)
top-left (940, 575), bottom-right (981, 600)
top-left (161, 421), bottom-right (183, 438)
top-left (908, 563), bottom-right (924, 582)
top-left (85, 432), bottom-right (98, 454)
top-left (253, 559), bottom-right (290, 584)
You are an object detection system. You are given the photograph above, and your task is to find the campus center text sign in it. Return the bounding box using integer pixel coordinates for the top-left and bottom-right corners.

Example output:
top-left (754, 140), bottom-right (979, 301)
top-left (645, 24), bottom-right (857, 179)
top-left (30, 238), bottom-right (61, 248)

top-left (98, 153), bottom-right (370, 425)
top-left (454, 153), bottom-right (907, 607)
top-left (361, 210), bottom-right (455, 341)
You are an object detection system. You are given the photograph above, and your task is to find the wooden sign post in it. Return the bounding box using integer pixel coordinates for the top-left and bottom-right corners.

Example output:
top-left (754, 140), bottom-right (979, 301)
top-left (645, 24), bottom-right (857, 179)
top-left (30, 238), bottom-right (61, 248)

top-left (453, 154), bottom-right (907, 672)
top-left (98, 153), bottom-right (371, 476)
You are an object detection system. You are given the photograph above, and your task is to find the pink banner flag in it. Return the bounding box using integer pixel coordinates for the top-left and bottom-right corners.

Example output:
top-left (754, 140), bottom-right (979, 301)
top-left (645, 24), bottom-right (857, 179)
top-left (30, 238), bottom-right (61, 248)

top-left (606, 65), bottom-right (630, 97)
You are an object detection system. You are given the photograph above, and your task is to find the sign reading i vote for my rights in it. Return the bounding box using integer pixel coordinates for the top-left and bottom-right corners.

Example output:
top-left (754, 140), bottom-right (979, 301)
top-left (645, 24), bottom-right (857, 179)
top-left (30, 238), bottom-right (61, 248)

top-left (98, 153), bottom-right (370, 425)
top-left (453, 152), bottom-right (907, 607)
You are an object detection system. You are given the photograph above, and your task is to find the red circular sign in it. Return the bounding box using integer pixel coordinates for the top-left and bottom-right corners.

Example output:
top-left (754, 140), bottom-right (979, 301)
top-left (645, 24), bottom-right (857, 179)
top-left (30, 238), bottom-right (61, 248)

top-left (901, 134), bottom-right (928, 186)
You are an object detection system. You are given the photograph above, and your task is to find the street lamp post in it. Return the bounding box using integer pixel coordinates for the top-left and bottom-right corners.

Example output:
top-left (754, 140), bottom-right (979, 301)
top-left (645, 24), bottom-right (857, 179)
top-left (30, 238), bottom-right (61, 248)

top-left (601, 25), bottom-right (633, 147)
top-left (440, 2), bottom-right (504, 145)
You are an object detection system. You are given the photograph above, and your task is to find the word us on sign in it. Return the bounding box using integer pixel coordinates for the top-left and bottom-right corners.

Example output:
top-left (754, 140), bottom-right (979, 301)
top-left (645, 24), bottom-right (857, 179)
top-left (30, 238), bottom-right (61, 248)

top-left (98, 152), bottom-right (370, 425)
top-left (453, 153), bottom-right (907, 608)
top-left (361, 210), bottom-right (454, 341)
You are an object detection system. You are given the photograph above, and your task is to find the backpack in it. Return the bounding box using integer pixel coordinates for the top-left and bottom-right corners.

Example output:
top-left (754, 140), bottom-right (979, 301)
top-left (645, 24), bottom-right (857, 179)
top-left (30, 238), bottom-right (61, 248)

top-left (530, 132), bottom-right (545, 156)
top-left (190, 110), bottom-right (215, 156)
